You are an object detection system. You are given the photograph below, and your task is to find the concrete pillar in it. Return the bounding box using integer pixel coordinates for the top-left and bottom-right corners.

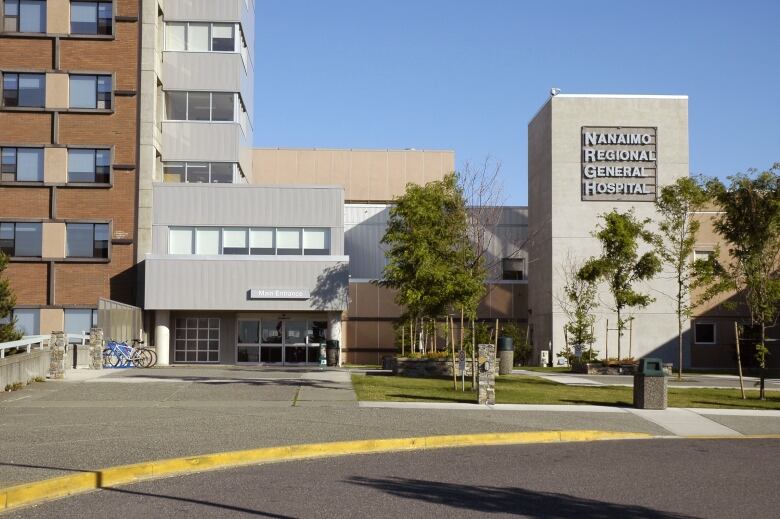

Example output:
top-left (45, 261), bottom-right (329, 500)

top-left (154, 310), bottom-right (170, 366)
top-left (328, 312), bottom-right (342, 366)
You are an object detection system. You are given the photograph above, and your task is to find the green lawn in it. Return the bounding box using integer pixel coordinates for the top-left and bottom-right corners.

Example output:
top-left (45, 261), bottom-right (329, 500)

top-left (351, 374), bottom-right (780, 409)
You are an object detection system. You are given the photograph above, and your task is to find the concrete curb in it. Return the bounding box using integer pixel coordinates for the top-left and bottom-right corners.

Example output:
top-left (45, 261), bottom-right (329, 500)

top-left (0, 430), bottom-right (650, 512)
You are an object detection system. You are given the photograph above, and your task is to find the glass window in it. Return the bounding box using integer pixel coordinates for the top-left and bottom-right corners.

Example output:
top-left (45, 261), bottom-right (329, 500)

top-left (277, 229), bottom-right (301, 255)
top-left (1, 148), bottom-right (43, 182)
top-left (165, 92), bottom-right (187, 120)
top-left (238, 321), bottom-right (259, 344)
top-left (70, 1), bottom-right (96, 34)
top-left (249, 228), bottom-right (274, 255)
top-left (694, 322), bottom-right (716, 344)
top-left (18, 73), bottom-right (44, 107)
top-left (0, 222), bottom-right (41, 257)
top-left (187, 92), bottom-right (210, 121)
top-left (186, 163), bottom-right (209, 183)
top-left (174, 317), bottom-right (219, 363)
top-left (0, 223), bottom-right (13, 255)
top-left (211, 93), bottom-right (234, 121)
top-left (69, 75), bottom-right (97, 108)
top-left (261, 321), bottom-right (283, 344)
top-left (97, 2), bottom-right (112, 35)
top-left (0, 148), bottom-right (15, 182)
top-left (94, 223), bottom-right (109, 258)
top-left (303, 228), bottom-right (329, 255)
top-left (2, 74), bottom-right (19, 106)
top-left (66, 223), bottom-right (93, 257)
top-left (211, 24), bottom-right (234, 51)
top-left (68, 149), bottom-right (97, 182)
top-left (308, 321), bottom-right (328, 343)
top-left (65, 309), bottom-right (93, 335)
top-left (13, 308), bottom-right (39, 336)
top-left (222, 228), bottom-right (247, 255)
top-left (97, 75), bottom-right (111, 109)
top-left (163, 162), bottom-right (184, 183)
top-left (169, 228), bottom-right (193, 255)
top-left (210, 163), bottom-right (233, 183)
top-left (502, 258), bottom-right (524, 280)
top-left (3, 0), bottom-right (19, 32)
top-left (195, 228), bottom-right (219, 255)
top-left (95, 149), bottom-right (110, 182)
top-left (694, 250), bottom-right (714, 262)
top-left (19, 0), bottom-right (45, 33)
top-left (187, 23), bottom-right (209, 51)
top-left (165, 22), bottom-right (186, 50)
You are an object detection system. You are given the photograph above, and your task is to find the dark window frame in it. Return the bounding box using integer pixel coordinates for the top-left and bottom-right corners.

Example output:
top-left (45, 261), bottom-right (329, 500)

top-left (1, 72), bottom-right (45, 108)
top-left (65, 222), bottom-right (110, 259)
top-left (2, 0), bottom-right (46, 34)
top-left (0, 146), bottom-right (44, 182)
top-left (502, 257), bottom-right (525, 281)
top-left (67, 148), bottom-right (111, 183)
top-left (68, 74), bottom-right (112, 110)
top-left (694, 321), bottom-right (716, 345)
top-left (70, 1), bottom-right (113, 36)
top-left (0, 221), bottom-right (42, 257)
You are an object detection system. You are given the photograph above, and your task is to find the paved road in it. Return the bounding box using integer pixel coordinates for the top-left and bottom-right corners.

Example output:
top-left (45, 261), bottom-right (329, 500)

top-left (9, 439), bottom-right (780, 518)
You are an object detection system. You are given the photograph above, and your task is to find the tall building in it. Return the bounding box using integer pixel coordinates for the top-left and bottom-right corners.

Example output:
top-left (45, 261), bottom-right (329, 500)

top-left (1, 0), bottom-right (141, 336)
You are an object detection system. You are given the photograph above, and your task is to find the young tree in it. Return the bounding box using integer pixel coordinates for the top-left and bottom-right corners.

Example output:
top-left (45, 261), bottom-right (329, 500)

top-left (379, 174), bottom-right (482, 347)
top-left (579, 210), bottom-right (662, 363)
top-left (557, 254), bottom-right (599, 364)
top-left (0, 252), bottom-right (22, 343)
top-left (701, 165), bottom-right (780, 399)
top-left (655, 177), bottom-right (710, 379)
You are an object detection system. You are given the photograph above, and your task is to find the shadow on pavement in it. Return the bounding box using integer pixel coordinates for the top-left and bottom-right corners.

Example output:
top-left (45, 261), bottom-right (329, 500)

top-left (346, 476), bottom-right (699, 518)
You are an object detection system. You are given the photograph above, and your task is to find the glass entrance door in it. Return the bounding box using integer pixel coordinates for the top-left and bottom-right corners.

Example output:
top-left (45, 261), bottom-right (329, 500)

top-left (237, 318), bottom-right (327, 364)
top-left (283, 320), bottom-right (307, 363)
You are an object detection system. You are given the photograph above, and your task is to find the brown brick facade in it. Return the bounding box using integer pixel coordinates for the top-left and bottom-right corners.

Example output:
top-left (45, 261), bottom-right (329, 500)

top-left (1, 1), bottom-right (140, 317)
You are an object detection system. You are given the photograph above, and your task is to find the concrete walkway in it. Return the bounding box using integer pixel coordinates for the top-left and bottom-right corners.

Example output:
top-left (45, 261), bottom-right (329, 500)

top-left (513, 369), bottom-right (780, 390)
top-left (0, 366), bottom-right (778, 489)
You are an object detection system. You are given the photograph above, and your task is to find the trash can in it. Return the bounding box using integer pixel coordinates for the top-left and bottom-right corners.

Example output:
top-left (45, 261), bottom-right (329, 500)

top-left (497, 336), bottom-right (514, 375)
top-left (633, 357), bottom-right (667, 409)
top-left (326, 340), bottom-right (340, 367)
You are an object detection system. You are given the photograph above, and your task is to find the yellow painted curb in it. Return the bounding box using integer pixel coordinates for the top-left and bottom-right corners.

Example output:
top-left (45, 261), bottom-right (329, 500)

top-left (0, 430), bottom-right (650, 511)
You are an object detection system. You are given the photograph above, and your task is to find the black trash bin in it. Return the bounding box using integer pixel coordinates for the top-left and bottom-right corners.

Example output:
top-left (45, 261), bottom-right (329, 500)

top-left (326, 340), bottom-right (340, 367)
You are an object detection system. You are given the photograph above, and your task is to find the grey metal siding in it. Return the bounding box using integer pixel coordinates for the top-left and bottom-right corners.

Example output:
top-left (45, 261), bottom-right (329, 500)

top-left (344, 204), bottom-right (390, 279)
top-left (161, 122), bottom-right (242, 162)
top-left (162, 53), bottom-right (252, 114)
top-left (145, 257), bottom-right (349, 311)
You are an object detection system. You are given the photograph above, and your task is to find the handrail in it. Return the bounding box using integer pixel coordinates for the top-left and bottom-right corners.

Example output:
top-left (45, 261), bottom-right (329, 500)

top-left (0, 335), bottom-right (48, 359)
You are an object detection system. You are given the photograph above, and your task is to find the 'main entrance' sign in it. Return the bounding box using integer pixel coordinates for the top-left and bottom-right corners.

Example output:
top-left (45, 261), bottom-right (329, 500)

top-left (581, 126), bottom-right (657, 202)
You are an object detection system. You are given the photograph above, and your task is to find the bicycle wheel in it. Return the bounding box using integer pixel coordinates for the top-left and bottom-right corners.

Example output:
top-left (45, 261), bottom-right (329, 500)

top-left (132, 349), bottom-right (152, 368)
top-left (144, 348), bottom-right (158, 367)
top-left (102, 348), bottom-right (121, 368)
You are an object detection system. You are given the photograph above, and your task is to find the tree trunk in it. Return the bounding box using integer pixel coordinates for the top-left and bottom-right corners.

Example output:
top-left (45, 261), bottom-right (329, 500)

top-left (401, 323), bottom-right (405, 357)
top-left (616, 308), bottom-right (622, 363)
top-left (677, 317), bottom-right (683, 381)
top-left (450, 316), bottom-right (457, 390)
top-left (760, 323), bottom-right (766, 400)
top-left (471, 319), bottom-right (476, 391)
top-left (735, 321), bottom-right (746, 400)
top-left (460, 308), bottom-right (464, 354)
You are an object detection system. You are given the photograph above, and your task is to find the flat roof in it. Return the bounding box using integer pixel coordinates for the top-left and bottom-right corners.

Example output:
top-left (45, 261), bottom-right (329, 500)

top-left (253, 147), bottom-right (455, 153)
top-left (529, 93), bottom-right (689, 124)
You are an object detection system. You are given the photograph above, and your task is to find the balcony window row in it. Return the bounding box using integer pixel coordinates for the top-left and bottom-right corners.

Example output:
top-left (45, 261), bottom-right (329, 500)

top-left (0, 222), bottom-right (109, 258)
top-left (1, 147), bottom-right (110, 183)
top-left (163, 162), bottom-right (237, 184)
top-left (165, 22), bottom-right (237, 53)
top-left (2, 1), bottom-right (112, 35)
top-left (169, 227), bottom-right (331, 256)
top-left (165, 91), bottom-right (236, 122)
top-left (1, 73), bottom-right (112, 109)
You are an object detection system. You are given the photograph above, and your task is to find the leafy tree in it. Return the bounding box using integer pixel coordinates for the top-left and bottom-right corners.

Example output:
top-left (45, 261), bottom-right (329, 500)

top-left (379, 174), bottom-right (483, 346)
top-left (558, 254), bottom-right (599, 365)
top-left (499, 321), bottom-right (531, 366)
top-left (579, 210), bottom-right (662, 362)
top-left (0, 252), bottom-right (22, 343)
top-left (700, 165), bottom-right (780, 399)
top-left (655, 177), bottom-right (710, 379)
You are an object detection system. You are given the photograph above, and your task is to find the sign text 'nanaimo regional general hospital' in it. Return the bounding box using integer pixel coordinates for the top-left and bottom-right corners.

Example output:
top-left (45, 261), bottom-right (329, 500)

top-left (581, 126), bottom-right (657, 201)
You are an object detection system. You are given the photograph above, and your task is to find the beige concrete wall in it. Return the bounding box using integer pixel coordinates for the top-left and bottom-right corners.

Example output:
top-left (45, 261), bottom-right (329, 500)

top-left (253, 149), bottom-right (455, 202)
top-left (528, 95), bottom-right (689, 366)
top-left (42, 222), bottom-right (66, 259)
top-left (46, 0), bottom-right (71, 35)
top-left (43, 147), bottom-right (67, 184)
top-left (40, 308), bottom-right (64, 335)
top-left (44, 73), bottom-right (69, 110)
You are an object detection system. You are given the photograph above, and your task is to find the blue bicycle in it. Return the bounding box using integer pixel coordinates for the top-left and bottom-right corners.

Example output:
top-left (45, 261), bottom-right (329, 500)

top-left (102, 339), bottom-right (155, 368)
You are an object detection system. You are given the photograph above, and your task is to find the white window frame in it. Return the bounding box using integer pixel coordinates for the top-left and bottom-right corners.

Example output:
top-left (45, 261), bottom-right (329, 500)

top-left (164, 21), bottom-right (239, 53)
top-left (693, 321), bottom-right (717, 345)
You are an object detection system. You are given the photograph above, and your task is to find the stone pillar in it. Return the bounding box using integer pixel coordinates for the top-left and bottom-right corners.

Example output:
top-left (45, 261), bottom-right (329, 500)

top-left (48, 331), bottom-right (67, 379)
top-left (633, 375), bottom-right (668, 410)
top-left (154, 310), bottom-right (171, 366)
top-left (328, 312), bottom-right (342, 367)
top-left (88, 328), bottom-right (104, 370)
top-left (477, 343), bottom-right (497, 405)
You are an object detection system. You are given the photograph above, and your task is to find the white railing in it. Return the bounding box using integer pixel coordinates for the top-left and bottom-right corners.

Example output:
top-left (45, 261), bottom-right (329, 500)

top-left (0, 332), bottom-right (92, 359)
top-left (0, 335), bottom-right (48, 359)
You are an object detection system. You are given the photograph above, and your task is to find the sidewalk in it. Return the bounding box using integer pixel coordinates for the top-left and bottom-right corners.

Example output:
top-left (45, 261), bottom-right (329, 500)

top-left (0, 366), bottom-right (778, 489)
top-left (513, 369), bottom-right (780, 390)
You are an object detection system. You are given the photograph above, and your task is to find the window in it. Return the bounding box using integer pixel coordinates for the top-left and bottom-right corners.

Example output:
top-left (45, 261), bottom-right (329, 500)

top-left (68, 149), bottom-right (110, 183)
top-left (64, 309), bottom-right (96, 335)
top-left (276, 229), bottom-right (301, 255)
top-left (0, 222), bottom-right (42, 257)
top-left (195, 228), bottom-right (219, 255)
top-left (168, 228), bottom-right (193, 255)
top-left (1, 148), bottom-right (43, 182)
top-left (222, 228), bottom-right (247, 255)
top-left (694, 322), bottom-right (716, 344)
top-left (249, 228), bottom-right (274, 255)
top-left (502, 258), bottom-right (524, 280)
top-left (163, 162), bottom-right (236, 183)
top-left (174, 317), bottom-right (219, 362)
top-left (71, 1), bottom-right (112, 35)
top-left (66, 223), bottom-right (109, 258)
top-left (694, 250), bottom-right (714, 262)
top-left (165, 92), bottom-right (237, 122)
top-left (2, 73), bottom-right (45, 107)
top-left (3, 1), bottom-right (46, 33)
top-left (165, 22), bottom-right (236, 52)
top-left (303, 228), bottom-right (329, 255)
top-left (12, 308), bottom-right (39, 336)
top-left (69, 75), bottom-right (112, 109)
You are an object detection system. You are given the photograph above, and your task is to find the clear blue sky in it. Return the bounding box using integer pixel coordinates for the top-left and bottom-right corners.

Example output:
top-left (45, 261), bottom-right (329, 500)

top-left (254, 0), bottom-right (780, 205)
